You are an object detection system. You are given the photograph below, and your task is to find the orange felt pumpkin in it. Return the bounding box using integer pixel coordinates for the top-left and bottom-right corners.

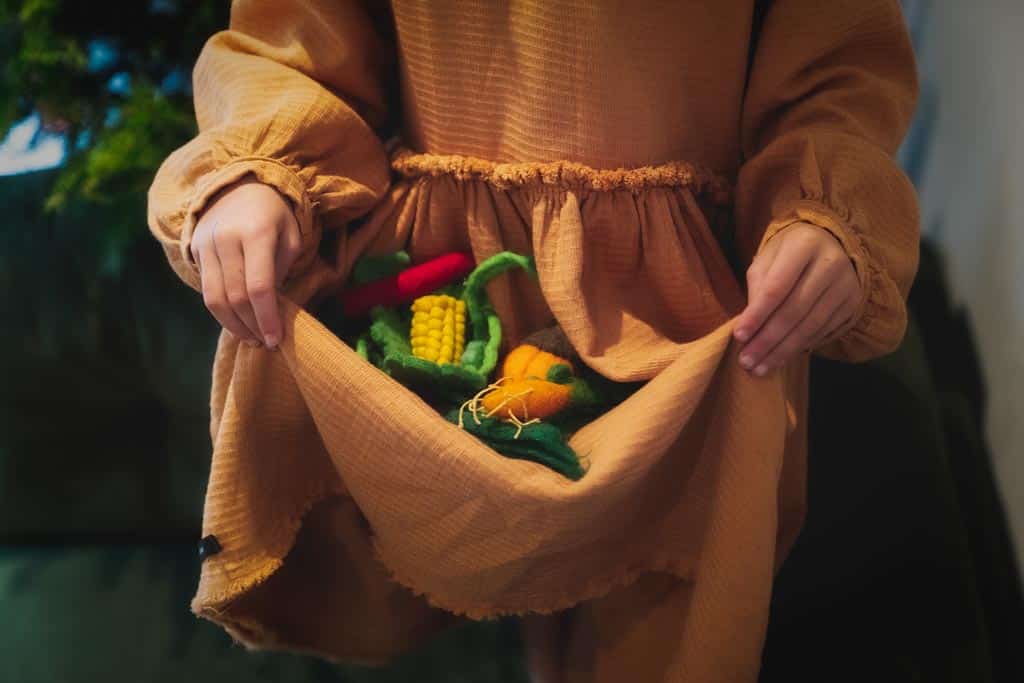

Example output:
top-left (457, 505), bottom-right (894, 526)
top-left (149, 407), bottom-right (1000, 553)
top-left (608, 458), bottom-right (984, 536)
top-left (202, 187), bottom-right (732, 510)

top-left (480, 344), bottom-right (576, 420)
top-left (501, 344), bottom-right (574, 381)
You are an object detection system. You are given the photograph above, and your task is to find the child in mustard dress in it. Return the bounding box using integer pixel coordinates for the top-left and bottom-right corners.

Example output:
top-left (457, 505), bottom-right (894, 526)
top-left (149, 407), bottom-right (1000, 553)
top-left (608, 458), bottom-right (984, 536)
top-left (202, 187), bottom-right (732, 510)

top-left (147, 1), bottom-right (920, 681)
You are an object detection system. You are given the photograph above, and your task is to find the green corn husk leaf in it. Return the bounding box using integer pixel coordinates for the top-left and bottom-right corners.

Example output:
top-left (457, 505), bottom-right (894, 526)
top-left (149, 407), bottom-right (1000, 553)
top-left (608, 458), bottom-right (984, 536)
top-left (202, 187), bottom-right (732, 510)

top-left (445, 410), bottom-right (585, 481)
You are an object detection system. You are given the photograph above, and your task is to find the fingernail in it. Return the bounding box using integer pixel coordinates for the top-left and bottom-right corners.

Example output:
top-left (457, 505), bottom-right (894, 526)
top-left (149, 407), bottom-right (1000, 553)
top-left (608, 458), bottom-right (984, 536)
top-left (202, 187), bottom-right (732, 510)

top-left (739, 354), bottom-right (754, 369)
top-left (754, 364), bottom-right (768, 376)
top-left (264, 334), bottom-right (278, 349)
top-left (735, 328), bottom-right (750, 342)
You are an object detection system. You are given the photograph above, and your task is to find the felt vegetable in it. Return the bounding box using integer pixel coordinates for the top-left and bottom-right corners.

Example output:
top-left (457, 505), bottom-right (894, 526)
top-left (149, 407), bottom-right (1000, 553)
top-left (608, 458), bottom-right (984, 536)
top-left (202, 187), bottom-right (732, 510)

top-left (480, 378), bottom-right (573, 421)
top-left (476, 328), bottom-right (643, 427)
top-left (501, 344), bottom-right (574, 382)
top-left (519, 325), bottom-right (578, 362)
top-left (445, 409), bottom-right (585, 480)
top-left (410, 295), bottom-right (466, 365)
top-left (480, 345), bottom-right (577, 420)
top-left (340, 251), bottom-right (475, 317)
top-left (360, 251), bottom-right (536, 401)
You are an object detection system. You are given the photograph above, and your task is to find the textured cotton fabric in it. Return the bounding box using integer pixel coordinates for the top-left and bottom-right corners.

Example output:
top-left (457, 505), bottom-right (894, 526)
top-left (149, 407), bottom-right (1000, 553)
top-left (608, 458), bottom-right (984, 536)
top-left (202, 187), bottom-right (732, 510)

top-left (147, 1), bottom-right (920, 680)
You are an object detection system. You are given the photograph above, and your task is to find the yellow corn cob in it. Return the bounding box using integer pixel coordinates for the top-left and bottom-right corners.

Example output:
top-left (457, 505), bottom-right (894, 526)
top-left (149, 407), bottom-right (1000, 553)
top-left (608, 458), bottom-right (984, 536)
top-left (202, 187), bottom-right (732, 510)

top-left (410, 294), bottom-right (466, 365)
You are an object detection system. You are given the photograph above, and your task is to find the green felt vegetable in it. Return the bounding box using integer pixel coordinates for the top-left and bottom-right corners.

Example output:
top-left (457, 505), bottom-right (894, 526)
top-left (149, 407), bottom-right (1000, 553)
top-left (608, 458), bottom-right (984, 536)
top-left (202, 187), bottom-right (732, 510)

top-left (445, 409), bottom-right (585, 480)
top-left (355, 334), bottom-right (370, 361)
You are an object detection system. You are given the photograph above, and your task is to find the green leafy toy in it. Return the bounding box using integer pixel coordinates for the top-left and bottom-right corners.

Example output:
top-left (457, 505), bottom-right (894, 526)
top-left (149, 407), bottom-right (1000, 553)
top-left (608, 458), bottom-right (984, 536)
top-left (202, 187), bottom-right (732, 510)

top-left (347, 251), bottom-right (536, 402)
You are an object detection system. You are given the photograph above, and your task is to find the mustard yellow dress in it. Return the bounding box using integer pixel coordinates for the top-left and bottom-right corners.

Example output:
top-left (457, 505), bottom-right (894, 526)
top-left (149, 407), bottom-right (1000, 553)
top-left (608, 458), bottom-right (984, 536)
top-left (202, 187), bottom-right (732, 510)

top-left (147, 1), bottom-right (920, 680)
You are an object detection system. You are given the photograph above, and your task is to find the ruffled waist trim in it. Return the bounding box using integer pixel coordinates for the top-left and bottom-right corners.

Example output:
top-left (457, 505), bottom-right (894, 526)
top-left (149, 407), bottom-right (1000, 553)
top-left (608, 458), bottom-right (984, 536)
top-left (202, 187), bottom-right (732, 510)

top-left (389, 148), bottom-right (732, 203)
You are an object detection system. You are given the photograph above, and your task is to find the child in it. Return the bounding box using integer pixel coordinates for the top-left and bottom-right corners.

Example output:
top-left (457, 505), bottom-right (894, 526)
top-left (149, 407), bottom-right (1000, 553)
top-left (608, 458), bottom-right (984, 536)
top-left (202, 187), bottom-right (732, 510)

top-left (148, 1), bottom-right (919, 681)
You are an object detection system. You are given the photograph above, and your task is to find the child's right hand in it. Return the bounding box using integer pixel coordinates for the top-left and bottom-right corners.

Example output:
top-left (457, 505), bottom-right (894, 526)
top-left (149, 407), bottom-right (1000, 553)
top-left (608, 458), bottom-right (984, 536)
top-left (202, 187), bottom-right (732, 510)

top-left (189, 178), bottom-right (303, 349)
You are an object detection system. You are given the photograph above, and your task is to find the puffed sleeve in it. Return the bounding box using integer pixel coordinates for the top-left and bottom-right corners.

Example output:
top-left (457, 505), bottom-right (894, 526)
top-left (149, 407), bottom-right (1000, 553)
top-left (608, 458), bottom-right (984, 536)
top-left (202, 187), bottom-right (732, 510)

top-left (733, 0), bottom-right (921, 362)
top-left (146, 0), bottom-right (396, 293)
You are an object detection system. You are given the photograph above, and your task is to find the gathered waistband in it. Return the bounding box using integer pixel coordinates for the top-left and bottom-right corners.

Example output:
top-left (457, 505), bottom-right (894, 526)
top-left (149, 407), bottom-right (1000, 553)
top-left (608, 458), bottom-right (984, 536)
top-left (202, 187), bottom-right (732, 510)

top-left (389, 147), bottom-right (732, 203)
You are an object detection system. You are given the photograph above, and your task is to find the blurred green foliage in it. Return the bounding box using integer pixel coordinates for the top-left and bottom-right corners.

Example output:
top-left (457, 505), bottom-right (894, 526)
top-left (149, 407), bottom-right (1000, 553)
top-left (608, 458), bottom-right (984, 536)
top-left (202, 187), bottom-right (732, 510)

top-left (0, 1), bottom-right (229, 537)
top-left (0, 0), bottom-right (227, 276)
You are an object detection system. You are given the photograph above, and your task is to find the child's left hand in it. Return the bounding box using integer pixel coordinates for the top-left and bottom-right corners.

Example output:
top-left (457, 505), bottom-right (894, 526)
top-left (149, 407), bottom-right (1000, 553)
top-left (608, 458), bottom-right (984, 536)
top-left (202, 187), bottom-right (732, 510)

top-left (732, 222), bottom-right (862, 375)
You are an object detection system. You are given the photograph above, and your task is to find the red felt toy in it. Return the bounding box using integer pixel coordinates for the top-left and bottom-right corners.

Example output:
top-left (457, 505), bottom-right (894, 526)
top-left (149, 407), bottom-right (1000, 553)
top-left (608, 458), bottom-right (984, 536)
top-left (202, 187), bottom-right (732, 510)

top-left (340, 252), bottom-right (476, 317)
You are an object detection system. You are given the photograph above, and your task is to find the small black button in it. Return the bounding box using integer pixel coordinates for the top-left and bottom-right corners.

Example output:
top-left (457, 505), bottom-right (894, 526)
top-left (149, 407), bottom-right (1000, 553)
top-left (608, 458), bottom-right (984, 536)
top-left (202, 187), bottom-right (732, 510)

top-left (197, 535), bottom-right (222, 561)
